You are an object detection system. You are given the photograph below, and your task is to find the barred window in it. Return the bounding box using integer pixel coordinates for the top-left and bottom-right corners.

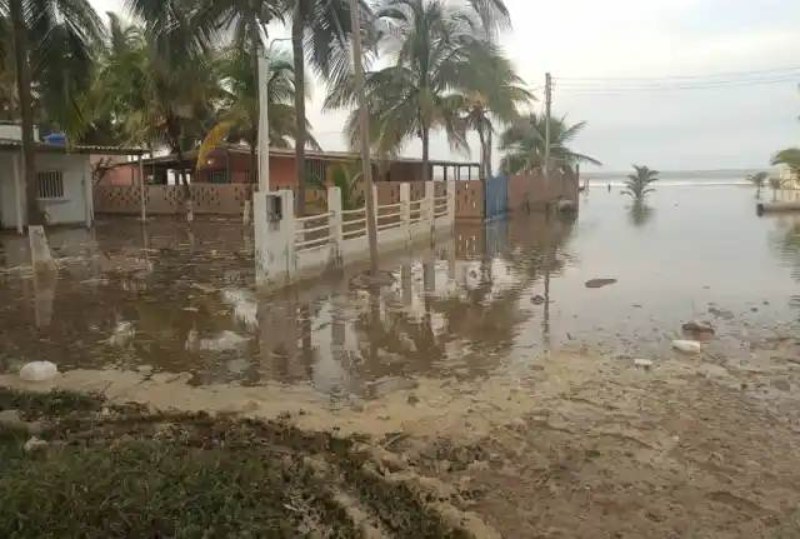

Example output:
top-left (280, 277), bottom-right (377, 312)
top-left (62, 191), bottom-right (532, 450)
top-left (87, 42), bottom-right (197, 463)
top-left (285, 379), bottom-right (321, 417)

top-left (37, 170), bottom-right (65, 199)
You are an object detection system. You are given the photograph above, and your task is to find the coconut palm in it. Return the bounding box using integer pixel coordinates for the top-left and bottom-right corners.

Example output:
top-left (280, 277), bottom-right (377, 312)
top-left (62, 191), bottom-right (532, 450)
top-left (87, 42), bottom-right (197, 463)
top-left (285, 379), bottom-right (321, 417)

top-left (457, 41), bottom-right (532, 179)
top-left (4, 0), bottom-right (104, 225)
top-left (746, 171), bottom-right (769, 199)
top-left (196, 46), bottom-right (319, 177)
top-left (330, 161), bottom-right (365, 210)
top-left (772, 148), bottom-right (800, 176)
top-left (287, 0), bottom-right (375, 215)
top-left (499, 113), bottom-right (600, 175)
top-left (622, 165), bottom-right (659, 202)
top-left (126, 0), bottom-right (221, 207)
top-left (84, 13), bottom-right (149, 146)
top-left (326, 0), bottom-right (509, 182)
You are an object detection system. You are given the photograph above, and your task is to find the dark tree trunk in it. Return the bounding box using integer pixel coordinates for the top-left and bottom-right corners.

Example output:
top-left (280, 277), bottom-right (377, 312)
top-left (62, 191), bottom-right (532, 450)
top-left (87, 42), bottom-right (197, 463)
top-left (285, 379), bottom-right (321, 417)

top-left (421, 127), bottom-right (430, 183)
top-left (486, 127), bottom-right (493, 179)
top-left (477, 122), bottom-right (486, 180)
top-left (292, 3), bottom-right (307, 216)
top-left (10, 0), bottom-right (43, 226)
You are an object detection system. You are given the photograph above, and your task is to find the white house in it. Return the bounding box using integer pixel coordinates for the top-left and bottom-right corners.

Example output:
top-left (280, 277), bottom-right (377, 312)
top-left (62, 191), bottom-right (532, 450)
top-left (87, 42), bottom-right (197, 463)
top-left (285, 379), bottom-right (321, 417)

top-left (0, 124), bottom-right (144, 231)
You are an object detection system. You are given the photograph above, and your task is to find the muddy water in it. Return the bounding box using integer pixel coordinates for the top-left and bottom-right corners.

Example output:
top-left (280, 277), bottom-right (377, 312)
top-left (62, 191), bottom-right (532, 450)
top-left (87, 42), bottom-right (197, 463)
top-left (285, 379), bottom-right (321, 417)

top-left (0, 185), bottom-right (798, 398)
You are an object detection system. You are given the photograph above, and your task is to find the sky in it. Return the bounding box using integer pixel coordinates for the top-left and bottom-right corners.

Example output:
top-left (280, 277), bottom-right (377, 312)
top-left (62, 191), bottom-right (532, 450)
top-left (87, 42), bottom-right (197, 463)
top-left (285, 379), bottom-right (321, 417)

top-left (89, 0), bottom-right (800, 171)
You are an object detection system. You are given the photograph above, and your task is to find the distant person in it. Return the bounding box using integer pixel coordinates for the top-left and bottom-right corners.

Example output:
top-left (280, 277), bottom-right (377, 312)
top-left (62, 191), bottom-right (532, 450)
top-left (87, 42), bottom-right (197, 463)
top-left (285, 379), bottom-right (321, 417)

top-left (607, 183), bottom-right (611, 192)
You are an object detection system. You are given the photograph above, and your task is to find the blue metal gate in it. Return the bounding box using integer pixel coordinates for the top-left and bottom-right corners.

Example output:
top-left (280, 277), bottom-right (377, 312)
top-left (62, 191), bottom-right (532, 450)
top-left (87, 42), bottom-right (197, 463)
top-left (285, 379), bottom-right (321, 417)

top-left (484, 175), bottom-right (508, 220)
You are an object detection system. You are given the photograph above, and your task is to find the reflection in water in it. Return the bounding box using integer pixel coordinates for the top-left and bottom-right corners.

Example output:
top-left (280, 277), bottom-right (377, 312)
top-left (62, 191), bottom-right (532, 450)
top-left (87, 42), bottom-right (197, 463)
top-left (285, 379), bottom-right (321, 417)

top-left (628, 201), bottom-right (655, 227)
top-left (1, 186), bottom-right (799, 398)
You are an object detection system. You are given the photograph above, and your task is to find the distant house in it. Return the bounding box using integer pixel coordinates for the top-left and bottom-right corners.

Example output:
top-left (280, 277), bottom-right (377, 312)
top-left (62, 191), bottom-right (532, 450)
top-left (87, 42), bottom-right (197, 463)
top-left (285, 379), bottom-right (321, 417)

top-left (0, 124), bottom-right (145, 231)
top-left (100, 144), bottom-right (481, 190)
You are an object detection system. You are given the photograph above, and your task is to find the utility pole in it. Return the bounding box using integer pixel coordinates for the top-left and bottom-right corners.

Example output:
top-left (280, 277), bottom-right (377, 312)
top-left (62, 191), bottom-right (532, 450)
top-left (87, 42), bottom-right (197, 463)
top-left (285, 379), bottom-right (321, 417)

top-left (349, 0), bottom-right (379, 275)
top-left (544, 72), bottom-right (552, 180)
top-left (256, 23), bottom-right (271, 193)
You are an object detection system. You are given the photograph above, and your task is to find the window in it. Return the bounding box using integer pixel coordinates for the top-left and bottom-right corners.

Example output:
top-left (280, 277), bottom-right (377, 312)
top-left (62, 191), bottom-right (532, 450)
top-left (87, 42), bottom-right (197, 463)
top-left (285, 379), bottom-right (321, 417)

top-left (37, 171), bottom-right (64, 199)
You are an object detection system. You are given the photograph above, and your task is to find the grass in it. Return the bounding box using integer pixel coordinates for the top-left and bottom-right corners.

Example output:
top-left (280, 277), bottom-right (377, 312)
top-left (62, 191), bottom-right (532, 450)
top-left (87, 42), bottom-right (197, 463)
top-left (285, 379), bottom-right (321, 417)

top-left (0, 388), bottom-right (471, 538)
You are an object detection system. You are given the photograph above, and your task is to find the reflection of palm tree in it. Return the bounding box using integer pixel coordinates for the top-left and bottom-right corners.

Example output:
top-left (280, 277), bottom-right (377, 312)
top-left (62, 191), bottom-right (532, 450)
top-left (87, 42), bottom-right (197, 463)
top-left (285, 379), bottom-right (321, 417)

top-left (769, 177), bottom-right (784, 202)
top-left (628, 200), bottom-right (654, 227)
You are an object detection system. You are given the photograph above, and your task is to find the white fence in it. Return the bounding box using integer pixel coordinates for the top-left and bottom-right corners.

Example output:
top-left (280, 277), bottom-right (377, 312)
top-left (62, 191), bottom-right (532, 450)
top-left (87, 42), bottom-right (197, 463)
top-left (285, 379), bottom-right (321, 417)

top-left (254, 180), bottom-right (456, 290)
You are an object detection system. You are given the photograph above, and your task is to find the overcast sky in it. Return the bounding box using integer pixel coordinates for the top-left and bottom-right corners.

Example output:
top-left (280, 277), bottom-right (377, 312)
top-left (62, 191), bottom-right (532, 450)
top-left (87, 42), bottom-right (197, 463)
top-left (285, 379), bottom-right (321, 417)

top-left (90, 0), bottom-right (799, 171)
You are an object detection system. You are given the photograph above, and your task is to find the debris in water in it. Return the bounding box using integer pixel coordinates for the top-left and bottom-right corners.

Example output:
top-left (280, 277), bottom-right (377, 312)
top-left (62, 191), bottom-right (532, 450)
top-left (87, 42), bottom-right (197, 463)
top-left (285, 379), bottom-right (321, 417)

top-left (19, 361), bottom-right (59, 382)
top-left (185, 330), bottom-right (250, 352)
top-left (682, 320), bottom-right (715, 339)
top-left (531, 294), bottom-right (545, 305)
top-left (672, 340), bottom-right (701, 354)
top-left (634, 358), bottom-right (654, 369)
top-left (585, 278), bottom-right (617, 289)
top-left (221, 288), bottom-right (258, 328)
top-left (106, 321), bottom-right (135, 347)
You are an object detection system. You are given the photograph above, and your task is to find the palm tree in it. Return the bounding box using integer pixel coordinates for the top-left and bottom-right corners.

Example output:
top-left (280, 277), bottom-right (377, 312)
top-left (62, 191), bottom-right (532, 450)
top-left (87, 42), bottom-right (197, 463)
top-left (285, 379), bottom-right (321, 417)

top-left (287, 0), bottom-right (373, 216)
top-left (326, 0), bottom-right (509, 182)
top-left (85, 13), bottom-right (149, 146)
top-left (196, 46), bottom-right (318, 177)
top-left (5, 0), bottom-right (104, 225)
top-left (622, 165), bottom-right (659, 202)
top-left (768, 176), bottom-right (784, 201)
top-left (127, 0), bottom-right (221, 211)
top-left (458, 41), bottom-right (532, 179)
top-left (330, 161), bottom-right (364, 210)
top-left (772, 148), bottom-right (800, 176)
top-left (746, 171), bottom-right (769, 199)
top-left (499, 113), bottom-right (600, 175)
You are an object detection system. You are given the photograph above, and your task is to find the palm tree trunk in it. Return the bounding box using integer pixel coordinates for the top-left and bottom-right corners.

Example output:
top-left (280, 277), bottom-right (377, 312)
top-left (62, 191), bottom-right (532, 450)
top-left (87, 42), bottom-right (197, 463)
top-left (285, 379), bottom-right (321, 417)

top-left (486, 127), bottom-right (493, 179)
top-left (421, 127), bottom-right (430, 183)
top-left (292, 4), bottom-right (307, 216)
top-left (477, 123), bottom-right (486, 180)
top-left (10, 0), bottom-right (43, 226)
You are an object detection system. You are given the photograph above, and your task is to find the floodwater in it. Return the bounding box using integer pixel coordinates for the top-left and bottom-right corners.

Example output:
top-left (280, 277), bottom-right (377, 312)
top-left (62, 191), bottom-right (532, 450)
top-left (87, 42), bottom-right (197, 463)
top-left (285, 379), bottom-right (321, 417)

top-left (1, 183), bottom-right (798, 399)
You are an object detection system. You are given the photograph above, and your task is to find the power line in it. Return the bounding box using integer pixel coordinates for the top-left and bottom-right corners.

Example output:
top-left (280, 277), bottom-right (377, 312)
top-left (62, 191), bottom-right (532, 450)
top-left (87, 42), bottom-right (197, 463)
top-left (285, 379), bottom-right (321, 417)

top-left (556, 65), bottom-right (800, 83)
top-left (554, 74), bottom-right (800, 94)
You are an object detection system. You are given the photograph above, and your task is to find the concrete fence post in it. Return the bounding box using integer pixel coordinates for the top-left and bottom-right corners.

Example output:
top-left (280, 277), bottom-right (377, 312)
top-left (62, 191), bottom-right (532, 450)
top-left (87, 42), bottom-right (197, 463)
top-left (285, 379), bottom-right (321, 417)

top-left (254, 189), bottom-right (296, 288)
top-left (400, 183), bottom-right (411, 245)
top-left (447, 179), bottom-right (456, 228)
top-left (425, 181), bottom-right (435, 238)
top-left (328, 186), bottom-right (343, 267)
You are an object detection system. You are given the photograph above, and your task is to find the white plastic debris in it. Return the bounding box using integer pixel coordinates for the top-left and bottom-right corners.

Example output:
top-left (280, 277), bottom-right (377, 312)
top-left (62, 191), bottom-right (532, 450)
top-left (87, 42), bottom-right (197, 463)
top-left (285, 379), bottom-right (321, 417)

top-left (672, 340), bottom-right (701, 354)
top-left (106, 321), bottom-right (135, 347)
top-left (19, 361), bottom-right (59, 382)
top-left (634, 358), bottom-right (654, 369)
top-left (23, 436), bottom-right (48, 452)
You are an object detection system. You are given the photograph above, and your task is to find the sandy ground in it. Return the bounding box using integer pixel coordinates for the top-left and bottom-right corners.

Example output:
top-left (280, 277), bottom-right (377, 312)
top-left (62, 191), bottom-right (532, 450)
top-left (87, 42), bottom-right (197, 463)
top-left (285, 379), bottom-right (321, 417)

top-left (3, 335), bottom-right (800, 538)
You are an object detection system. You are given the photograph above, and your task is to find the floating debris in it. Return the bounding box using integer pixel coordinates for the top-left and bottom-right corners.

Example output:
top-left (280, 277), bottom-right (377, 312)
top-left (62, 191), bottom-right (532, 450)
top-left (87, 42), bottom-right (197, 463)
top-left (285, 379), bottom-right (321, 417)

top-left (585, 278), bottom-right (618, 289)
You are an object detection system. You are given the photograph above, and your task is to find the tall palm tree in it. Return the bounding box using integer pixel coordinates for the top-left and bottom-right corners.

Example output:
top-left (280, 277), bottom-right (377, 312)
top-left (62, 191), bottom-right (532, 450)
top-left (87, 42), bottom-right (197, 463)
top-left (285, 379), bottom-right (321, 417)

top-left (457, 41), bottom-right (531, 179)
top-left (288, 0), bottom-right (372, 216)
top-left (499, 113), bottom-right (600, 175)
top-left (746, 171), bottom-right (768, 199)
top-left (326, 0), bottom-right (508, 182)
top-left (772, 148), bottom-right (800, 176)
top-left (5, 0), bottom-right (104, 225)
top-left (196, 46), bottom-right (319, 175)
top-left (622, 165), bottom-right (659, 202)
top-left (127, 0), bottom-right (220, 206)
top-left (85, 13), bottom-right (149, 146)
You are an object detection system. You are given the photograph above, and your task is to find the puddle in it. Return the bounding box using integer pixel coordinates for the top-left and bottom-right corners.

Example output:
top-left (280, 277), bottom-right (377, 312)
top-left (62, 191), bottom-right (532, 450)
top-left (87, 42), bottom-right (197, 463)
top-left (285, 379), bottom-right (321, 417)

top-left (0, 186), bottom-right (798, 401)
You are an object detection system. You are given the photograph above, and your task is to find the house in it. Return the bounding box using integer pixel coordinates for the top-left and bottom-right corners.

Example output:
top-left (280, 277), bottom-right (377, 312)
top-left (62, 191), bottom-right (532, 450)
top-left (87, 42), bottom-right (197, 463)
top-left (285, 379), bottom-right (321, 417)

top-left (0, 124), bottom-right (145, 231)
top-left (99, 144), bottom-right (482, 190)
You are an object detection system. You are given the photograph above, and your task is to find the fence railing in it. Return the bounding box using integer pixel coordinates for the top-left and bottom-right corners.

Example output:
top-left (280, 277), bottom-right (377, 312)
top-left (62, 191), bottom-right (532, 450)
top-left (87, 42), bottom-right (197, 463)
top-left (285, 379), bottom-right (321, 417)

top-left (254, 181), bottom-right (456, 290)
